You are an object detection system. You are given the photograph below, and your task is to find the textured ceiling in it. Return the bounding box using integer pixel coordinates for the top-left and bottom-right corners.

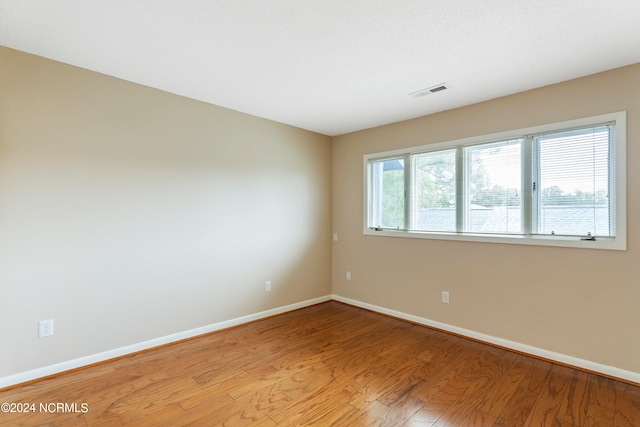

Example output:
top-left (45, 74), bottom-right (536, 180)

top-left (1, 1), bottom-right (639, 136)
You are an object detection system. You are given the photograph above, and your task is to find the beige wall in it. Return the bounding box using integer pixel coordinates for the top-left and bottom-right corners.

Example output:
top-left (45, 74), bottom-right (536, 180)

top-left (332, 63), bottom-right (640, 374)
top-left (0, 47), bottom-right (332, 378)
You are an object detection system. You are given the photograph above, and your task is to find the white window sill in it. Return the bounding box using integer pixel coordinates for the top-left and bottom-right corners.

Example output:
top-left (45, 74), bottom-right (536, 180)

top-left (363, 227), bottom-right (625, 251)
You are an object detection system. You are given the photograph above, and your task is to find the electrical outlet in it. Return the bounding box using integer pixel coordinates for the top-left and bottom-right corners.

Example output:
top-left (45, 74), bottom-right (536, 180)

top-left (265, 280), bottom-right (272, 293)
top-left (332, 233), bottom-right (338, 241)
top-left (346, 271), bottom-right (351, 281)
top-left (39, 319), bottom-right (54, 338)
top-left (442, 291), bottom-right (450, 304)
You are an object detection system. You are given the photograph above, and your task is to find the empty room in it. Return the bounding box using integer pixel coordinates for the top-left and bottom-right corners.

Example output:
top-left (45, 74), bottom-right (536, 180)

top-left (1, 1), bottom-right (639, 425)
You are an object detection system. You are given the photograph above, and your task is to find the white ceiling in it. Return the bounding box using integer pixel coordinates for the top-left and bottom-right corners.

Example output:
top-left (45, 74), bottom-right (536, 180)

top-left (1, 1), bottom-right (639, 136)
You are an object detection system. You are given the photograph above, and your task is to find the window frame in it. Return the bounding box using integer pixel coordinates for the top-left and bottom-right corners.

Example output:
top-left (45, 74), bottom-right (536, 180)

top-left (363, 112), bottom-right (627, 250)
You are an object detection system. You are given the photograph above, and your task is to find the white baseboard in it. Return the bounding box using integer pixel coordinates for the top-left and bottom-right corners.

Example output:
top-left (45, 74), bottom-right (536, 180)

top-left (332, 294), bottom-right (640, 385)
top-left (0, 295), bottom-right (332, 389)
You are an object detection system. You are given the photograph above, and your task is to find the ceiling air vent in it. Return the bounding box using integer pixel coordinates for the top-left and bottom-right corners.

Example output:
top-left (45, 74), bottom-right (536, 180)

top-left (410, 83), bottom-right (450, 99)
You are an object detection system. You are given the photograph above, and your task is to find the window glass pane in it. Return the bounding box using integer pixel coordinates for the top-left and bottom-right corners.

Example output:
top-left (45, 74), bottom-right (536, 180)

top-left (466, 139), bottom-right (522, 233)
top-left (369, 157), bottom-right (404, 229)
top-left (412, 150), bottom-right (456, 232)
top-left (537, 126), bottom-right (611, 236)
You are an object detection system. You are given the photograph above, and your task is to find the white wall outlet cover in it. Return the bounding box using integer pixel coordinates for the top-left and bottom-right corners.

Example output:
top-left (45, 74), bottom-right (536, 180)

top-left (442, 291), bottom-right (450, 304)
top-left (39, 319), bottom-right (54, 337)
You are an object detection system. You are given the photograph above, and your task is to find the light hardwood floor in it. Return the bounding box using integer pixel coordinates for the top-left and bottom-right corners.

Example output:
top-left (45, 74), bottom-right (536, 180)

top-left (1, 301), bottom-right (639, 426)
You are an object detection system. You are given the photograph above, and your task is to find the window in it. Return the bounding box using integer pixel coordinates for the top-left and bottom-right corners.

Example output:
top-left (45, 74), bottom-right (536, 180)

top-left (535, 126), bottom-right (613, 237)
top-left (369, 157), bottom-right (405, 229)
top-left (364, 112), bottom-right (626, 250)
top-left (466, 139), bottom-right (522, 234)
top-left (412, 149), bottom-right (457, 232)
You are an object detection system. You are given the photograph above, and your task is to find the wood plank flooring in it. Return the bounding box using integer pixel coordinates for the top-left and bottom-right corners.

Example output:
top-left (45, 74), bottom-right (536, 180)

top-left (1, 301), bottom-right (639, 426)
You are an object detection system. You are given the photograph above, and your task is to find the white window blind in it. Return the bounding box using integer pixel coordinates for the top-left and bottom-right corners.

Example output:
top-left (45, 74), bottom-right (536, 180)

top-left (534, 125), bottom-right (613, 237)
